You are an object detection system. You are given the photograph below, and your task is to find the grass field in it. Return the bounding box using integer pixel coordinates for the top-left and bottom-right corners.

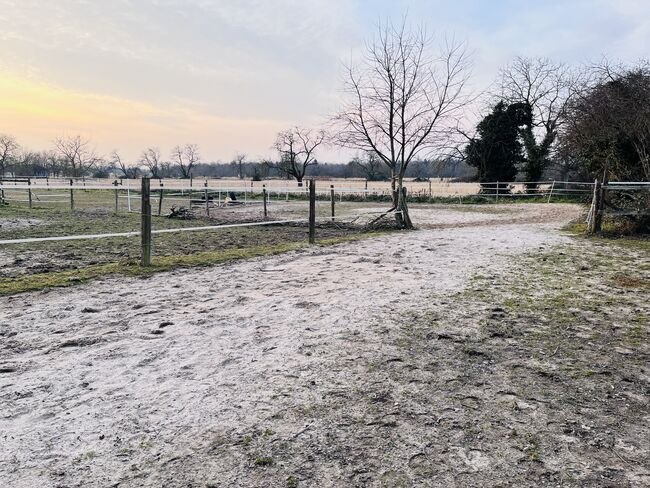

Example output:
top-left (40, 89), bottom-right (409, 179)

top-left (0, 198), bottom-right (390, 295)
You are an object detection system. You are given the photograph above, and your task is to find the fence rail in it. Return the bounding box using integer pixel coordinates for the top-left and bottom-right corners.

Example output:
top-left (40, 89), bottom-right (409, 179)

top-left (0, 179), bottom-right (595, 208)
top-left (0, 179), bottom-right (341, 265)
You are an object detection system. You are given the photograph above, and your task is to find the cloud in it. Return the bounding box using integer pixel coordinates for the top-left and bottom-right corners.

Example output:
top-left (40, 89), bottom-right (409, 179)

top-left (0, 71), bottom-right (285, 161)
top-left (0, 0), bottom-right (648, 162)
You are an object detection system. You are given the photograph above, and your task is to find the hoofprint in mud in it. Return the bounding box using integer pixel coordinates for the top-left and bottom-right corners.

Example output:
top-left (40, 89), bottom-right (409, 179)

top-left (1, 204), bottom-right (647, 486)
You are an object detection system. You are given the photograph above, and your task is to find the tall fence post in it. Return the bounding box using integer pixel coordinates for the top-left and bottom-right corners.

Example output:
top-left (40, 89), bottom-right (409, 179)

top-left (495, 181), bottom-right (499, 203)
top-left (69, 179), bottom-right (74, 210)
top-left (113, 179), bottom-right (119, 213)
top-left (309, 179), bottom-right (316, 244)
top-left (158, 183), bottom-right (164, 216)
top-left (28, 178), bottom-right (32, 209)
top-left (262, 185), bottom-right (268, 218)
top-left (547, 180), bottom-right (555, 204)
top-left (594, 179), bottom-right (605, 233)
top-left (204, 180), bottom-right (210, 216)
top-left (141, 177), bottom-right (152, 266)
top-left (587, 179), bottom-right (600, 234)
top-left (330, 185), bottom-right (335, 221)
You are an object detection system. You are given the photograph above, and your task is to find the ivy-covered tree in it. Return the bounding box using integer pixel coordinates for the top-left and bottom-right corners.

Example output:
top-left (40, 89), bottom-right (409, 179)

top-left (465, 101), bottom-right (530, 189)
top-left (498, 57), bottom-right (580, 189)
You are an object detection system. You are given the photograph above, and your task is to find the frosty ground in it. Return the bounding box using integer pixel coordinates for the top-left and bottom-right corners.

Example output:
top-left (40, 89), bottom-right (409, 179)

top-left (1, 204), bottom-right (648, 487)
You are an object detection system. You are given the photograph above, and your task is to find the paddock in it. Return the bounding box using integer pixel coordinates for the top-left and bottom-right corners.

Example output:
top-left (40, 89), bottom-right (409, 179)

top-left (3, 202), bottom-right (648, 487)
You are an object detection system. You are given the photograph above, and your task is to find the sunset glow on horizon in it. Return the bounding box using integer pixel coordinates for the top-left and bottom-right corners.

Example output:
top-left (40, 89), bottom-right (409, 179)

top-left (1, 0), bottom-right (648, 163)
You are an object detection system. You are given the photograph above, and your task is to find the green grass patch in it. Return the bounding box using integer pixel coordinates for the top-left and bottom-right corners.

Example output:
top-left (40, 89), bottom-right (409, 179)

top-left (562, 221), bottom-right (649, 253)
top-left (0, 232), bottom-right (387, 296)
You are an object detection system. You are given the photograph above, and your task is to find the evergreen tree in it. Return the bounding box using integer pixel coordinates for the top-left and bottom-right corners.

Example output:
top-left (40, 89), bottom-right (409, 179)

top-left (465, 101), bottom-right (530, 187)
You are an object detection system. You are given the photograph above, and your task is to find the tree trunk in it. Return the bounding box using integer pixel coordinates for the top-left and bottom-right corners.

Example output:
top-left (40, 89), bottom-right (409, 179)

top-left (394, 177), bottom-right (413, 229)
top-left (296, 176), bottom-right (303, 187)
top-left (522, 127), bottom-right (554, 191)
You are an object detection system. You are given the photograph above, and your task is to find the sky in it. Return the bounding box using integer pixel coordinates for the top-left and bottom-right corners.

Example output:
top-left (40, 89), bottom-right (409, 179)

top-left (0, 0), bottom-right (649, 164)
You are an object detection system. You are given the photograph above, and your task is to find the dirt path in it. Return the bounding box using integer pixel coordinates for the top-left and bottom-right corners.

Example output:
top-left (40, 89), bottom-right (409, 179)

top-left (5, 204), bottom-right (645, 487)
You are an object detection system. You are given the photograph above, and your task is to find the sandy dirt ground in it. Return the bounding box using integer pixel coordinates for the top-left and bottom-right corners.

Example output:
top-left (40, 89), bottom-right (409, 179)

top-left (1, 204), bottom-right (648, 487)
top-left (0, 218), bottom-right (43, 231)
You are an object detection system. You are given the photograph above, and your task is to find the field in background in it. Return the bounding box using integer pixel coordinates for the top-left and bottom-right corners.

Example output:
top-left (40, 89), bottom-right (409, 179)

top-left (0, 176), bottom-right (569, 197)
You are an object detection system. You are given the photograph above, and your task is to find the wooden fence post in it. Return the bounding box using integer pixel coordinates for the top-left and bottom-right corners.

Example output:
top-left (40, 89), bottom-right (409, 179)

top-left (158, 183), bottom-right (164, 216)
top-left (587, 179), bottom-right (599, 234)
top-left (594, 180), bottom-right (605, 233)
top-left (330, 185), bottom-right (335, 221)
top-left (495, 181), bottom-right (499, 203)
top-left (204, 180), bottom-right (209, 216)
top-left (262, 185), bottom-right (267, 218)
top-left (309, 179), bottom-right (316, 244)
top-left (141, 177), bottom-right (152, 266)
top-left (547, 180), bottom-right (555, 204)
top-left (113, 179), bottom-right (119, 213)
top-left (69, 179), bottom-right (74, 210)
top-left (28, 178), bottom-right (32, 209)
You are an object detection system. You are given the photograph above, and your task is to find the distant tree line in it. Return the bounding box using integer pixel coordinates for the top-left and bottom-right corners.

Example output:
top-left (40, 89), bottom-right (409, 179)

top-left (0, 133), bottom-right (473, 181)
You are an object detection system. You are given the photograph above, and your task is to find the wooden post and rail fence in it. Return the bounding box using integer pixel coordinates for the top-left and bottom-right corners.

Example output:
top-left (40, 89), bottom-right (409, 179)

top-left (137, 177), bottom-right (317, 267)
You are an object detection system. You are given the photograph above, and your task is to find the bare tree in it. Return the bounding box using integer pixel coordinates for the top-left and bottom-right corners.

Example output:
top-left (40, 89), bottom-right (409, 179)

top-left (171, 143), bottom-right (200, 179)
top-left (351, 151), bottom-right (389, 181)
top-left (498, 57), bottom-right (581, 187)
top-left (44, 151), bottom-right (65, 177)
top-left (54, 135), bottom-right (100, 177)
top-left (267, 127), bottom-right (325, 186)
top-left (110, 150), bottom-right (140, 178)
top-left (231, 152), bottom-right (247, 179)
top-left (140, 147), bottom-right (163, 178)
top-left (333, 20), bottom-right (471, 227)
top-left (0, 134), bottom-right (20, 177)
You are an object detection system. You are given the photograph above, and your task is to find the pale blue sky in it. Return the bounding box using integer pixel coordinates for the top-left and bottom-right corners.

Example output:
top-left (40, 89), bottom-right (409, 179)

top-left (0, 0), bottom-right (648, 162)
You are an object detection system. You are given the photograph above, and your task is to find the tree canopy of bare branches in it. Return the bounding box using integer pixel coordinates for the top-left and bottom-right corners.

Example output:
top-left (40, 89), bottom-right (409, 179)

top-left (139, 147), bottom-right (163, 178)
top-left (53, 135), bottom-right (101, 178)
top-left (350, 151), bottom-right (389, 181)
top-left (561, 61), bottom-right (650, 181)
top-left (333, 19), bottom-right (471, 227)
top-left (110, 150), bottom-right (140, 179)
top-left (268, 127), bottom-right (325, 186)
top-left (231, 152), bottom-right (247, 179)
top-left (498, 57), bottom-right (581, 186)
top-left (0, 134), bottom-right (20, 177)
top-left (171, 143), bottom-right (200, 179)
